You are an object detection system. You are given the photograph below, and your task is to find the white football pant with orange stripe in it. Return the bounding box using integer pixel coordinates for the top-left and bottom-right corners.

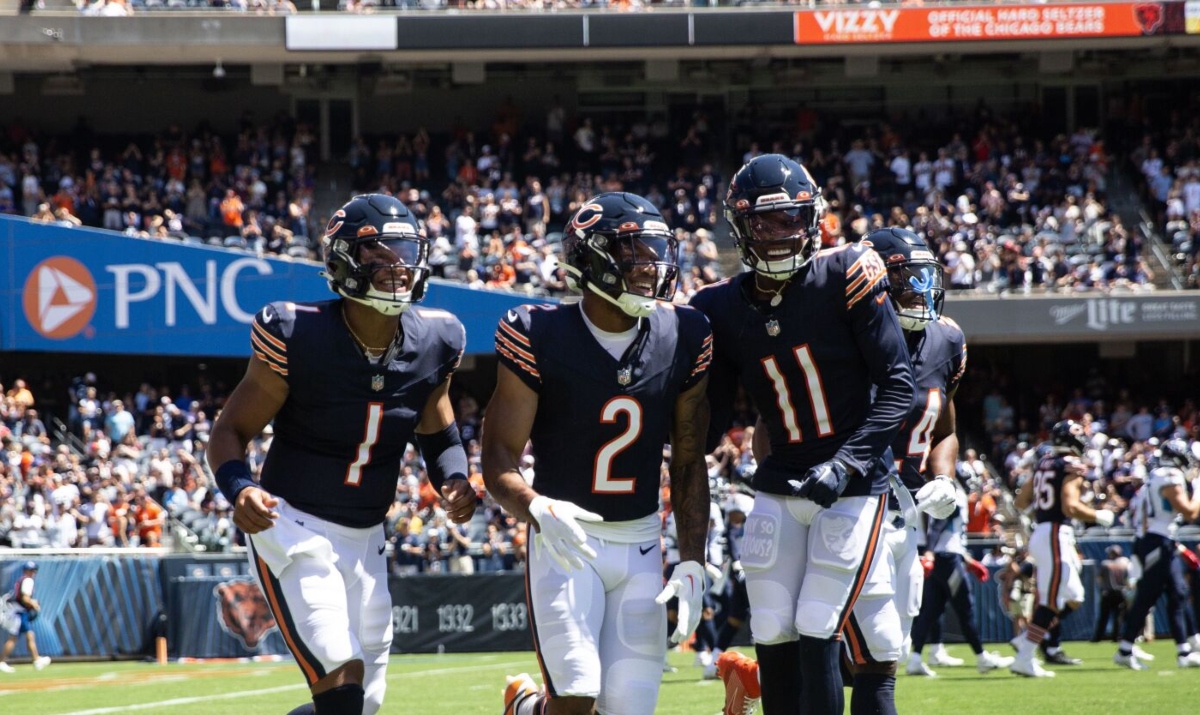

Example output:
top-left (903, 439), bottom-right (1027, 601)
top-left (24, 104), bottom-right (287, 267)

top-left (1029, 521), bottom-right (1085, 610)
top-left (740, 493), bottom-right (901, 663)
top-left (247, 497), bottom-right (394, 715)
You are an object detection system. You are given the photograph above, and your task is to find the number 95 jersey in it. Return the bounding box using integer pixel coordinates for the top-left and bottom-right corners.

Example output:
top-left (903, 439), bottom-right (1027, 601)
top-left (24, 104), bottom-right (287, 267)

top-left (253, 299), bottom-right (465, 529)
top-left (495, 302), bottom-right (712, 522)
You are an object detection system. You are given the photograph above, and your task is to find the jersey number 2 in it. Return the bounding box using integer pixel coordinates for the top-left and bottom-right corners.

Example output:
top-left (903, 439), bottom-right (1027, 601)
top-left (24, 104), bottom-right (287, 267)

top-left (345, 402), bottom-right (384, 486)
top-left (762, 345), bottom-right (833, 443)
top-left (593, 396), bottom-right (642, 494)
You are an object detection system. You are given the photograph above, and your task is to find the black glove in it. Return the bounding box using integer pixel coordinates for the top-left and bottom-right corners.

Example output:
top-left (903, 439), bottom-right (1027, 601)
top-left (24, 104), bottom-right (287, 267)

top-left (789, 459), bottom-right (851, 508)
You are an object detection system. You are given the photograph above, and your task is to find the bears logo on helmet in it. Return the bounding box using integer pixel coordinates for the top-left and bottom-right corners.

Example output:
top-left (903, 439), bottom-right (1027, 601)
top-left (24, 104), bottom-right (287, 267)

top-left (322, 194), bottom-right (430, 316)
top-left (561, 192), bottom-right (679, 319)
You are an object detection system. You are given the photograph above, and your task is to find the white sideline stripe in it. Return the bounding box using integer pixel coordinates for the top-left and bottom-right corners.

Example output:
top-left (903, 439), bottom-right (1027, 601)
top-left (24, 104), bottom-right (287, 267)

top-left (52, 660), bottom-right (530, 715)
top-left (53, 684), bottom-right (305, 715)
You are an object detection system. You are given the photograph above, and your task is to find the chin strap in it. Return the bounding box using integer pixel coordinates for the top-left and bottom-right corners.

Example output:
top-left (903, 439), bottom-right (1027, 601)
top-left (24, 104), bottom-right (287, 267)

top-left (587, 283), bottom-right (657, 318)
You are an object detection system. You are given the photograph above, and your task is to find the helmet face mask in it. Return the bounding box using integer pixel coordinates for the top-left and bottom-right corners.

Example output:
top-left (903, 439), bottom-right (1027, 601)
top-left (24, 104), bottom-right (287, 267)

top-left (1158, 438), bottom-right (1199, 471)
top-left (725, 155), bottom-right (822, 280)
top-left (863, 227), bottom-right (945, 331)
top-left (323, 194), bottom-right (430, 316)
top-left (563, 193), bottom-right (679, 319)
top-left (887, 261), bottom-right (945, 331)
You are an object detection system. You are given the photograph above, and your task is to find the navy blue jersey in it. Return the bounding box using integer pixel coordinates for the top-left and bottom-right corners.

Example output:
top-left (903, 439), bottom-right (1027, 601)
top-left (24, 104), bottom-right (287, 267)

top-left (691, 243), bottom-right (914, 498)
top-left (892, 316), bottom-right (968, 496)
top-left (252, 299), bottom-right (465, 528)
top-left (1032, 453), bottom-right (1088, 524)
top-left (495, 302), bottom-right (712, 522)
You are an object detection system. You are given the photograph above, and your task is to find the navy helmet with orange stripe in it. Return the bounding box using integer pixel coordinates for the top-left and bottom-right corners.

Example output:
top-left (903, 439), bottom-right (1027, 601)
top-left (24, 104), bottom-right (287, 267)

top-left (861, 227), bottom-right (945, 332)
top-left (321, 193), bottom-right (430, 316)
top-left (561, 192), bottom-right (679, 319)
top-left (1050, 419), bottom-right (1089, 457)
top-left (724, 154), bottom-right (823, 280)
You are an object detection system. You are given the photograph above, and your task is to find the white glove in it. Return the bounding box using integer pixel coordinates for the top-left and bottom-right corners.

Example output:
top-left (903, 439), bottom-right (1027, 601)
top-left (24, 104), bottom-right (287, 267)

top-left (1093, 509), bottom-right (1115, 528)
top-left (528, 495), bottom-right (603, 571)
top-left (916, 475), bottom-right (958, 519)
top-left (656, 560), bottom-right (706, 645)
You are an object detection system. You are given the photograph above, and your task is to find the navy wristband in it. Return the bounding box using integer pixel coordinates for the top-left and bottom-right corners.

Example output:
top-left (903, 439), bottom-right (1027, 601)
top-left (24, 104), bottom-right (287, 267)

top-left (415, 424), bottom-right (469, 491)
top-left (214, 459), bottom-right (257, 503)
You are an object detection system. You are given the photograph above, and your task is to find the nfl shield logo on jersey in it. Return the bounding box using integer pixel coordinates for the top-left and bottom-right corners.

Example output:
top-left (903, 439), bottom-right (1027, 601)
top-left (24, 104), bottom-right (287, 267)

top-left (371, 374), bottom-right (385, 392)
top-left (617, 367), bottom-right (632, 386)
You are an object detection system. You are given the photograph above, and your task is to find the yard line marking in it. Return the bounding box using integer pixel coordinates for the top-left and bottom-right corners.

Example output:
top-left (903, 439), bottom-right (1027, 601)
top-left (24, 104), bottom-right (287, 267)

top-left (53, 660), bottom-right (531, 715)
top-left (53, 684), bottom-right (306, 715)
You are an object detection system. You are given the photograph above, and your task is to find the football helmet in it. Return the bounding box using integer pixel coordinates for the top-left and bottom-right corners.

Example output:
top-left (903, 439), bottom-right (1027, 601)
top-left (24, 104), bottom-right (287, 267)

top-left (561, 192), bottom-right (678, 318)
top-left (322, 194), bottom-right (429, 316)
top-left (1050, 420), bottom-right (1089, 457)
top-left (724, 154), bottom-right (823, 279)
top-left (1158, 438), bottom-right (1199, 470)
top-left (862, 227), bottom-right (945, 331)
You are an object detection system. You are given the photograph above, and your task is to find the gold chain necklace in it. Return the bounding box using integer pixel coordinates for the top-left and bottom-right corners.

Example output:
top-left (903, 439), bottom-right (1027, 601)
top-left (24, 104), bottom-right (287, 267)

top-left (341, 305), bottom-right (391, 358)
top-left (754, 273), bottom-right (792, 307)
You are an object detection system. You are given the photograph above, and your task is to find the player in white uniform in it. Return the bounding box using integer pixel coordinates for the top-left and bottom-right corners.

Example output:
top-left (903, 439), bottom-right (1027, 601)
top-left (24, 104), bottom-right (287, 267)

top-left (1114, 439), bottom-right (1200, 670)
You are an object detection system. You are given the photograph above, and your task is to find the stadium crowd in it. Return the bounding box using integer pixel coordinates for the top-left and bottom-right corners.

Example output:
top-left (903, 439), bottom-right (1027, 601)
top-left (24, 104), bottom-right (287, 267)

top-left (1, 98), bottom-right (1180, 303)
top-left (2, 358), bottom-right (1197, 572)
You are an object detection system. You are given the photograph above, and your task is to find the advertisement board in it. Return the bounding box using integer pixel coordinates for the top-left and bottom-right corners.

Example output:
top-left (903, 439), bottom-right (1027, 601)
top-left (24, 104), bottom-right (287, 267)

top-left (794, 2), bottom-right (1168, 44)
top-left (1, 216), bottom-right (548, 357)
top-left (943, 292), bottom-right (1200, 344)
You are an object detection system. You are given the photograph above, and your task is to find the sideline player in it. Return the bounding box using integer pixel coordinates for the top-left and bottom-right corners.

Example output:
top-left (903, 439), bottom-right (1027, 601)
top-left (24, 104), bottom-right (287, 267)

top-left (207, 194), bottom-right (476, 715)
top-left (1114, 438), bottom-right (1200, 670)
top-left (1011, 419), bottom-right (1114, 677)
top-left (906, 473), bottom-right (1013, 676)
top-left (692, 155), bottom-right (915, 715)
top-left (483, 192), bottom-right (714, 715)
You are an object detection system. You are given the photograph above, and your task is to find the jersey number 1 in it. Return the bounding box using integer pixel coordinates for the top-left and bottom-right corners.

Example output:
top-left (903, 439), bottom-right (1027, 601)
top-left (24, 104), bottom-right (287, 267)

top-left (762, 345), bottom-right (833, 443)
top-left (593, 396), bottom-right (642, 494)
top-left (345, 402), bottom-right (384, 486)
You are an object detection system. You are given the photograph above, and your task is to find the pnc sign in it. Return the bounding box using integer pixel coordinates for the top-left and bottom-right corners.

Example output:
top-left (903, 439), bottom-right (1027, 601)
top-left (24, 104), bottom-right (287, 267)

top-left (22, 256), bottom-right (97, 340)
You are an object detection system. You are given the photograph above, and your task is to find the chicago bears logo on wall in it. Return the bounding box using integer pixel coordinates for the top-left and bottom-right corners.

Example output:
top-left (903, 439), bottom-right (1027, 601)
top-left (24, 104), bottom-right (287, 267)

top-left (1134, 2), bottom-right (1163, 33)
top-left (214, 578), bottom-right (278, 650)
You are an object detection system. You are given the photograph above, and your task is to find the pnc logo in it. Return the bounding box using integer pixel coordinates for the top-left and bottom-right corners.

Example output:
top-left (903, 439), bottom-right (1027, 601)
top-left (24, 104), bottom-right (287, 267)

top-left (22, 256), bottom-right (97, 340)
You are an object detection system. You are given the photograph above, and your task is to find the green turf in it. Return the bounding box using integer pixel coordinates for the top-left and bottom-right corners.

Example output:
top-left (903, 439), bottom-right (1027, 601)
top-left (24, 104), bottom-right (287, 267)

top-left (2, 641), bottom-right (1195, 714)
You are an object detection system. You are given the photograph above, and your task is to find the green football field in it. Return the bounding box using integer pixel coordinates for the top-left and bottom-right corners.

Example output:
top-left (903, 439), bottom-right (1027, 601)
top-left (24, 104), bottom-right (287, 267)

top-left (2, 641), bottom-right (1196, 715)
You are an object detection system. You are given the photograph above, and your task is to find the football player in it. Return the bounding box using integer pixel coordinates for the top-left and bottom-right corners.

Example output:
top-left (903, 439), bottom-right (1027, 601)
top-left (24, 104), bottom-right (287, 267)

top-left (856, 228), bottom-right (962, 668)
top-left (1011, 419), bottom-right (1113, 677)
top-left (906, 473), bottom-right (1013, 676)
top-left (207, 193), bottom-right (476, 715)
top-left (483, 192), bottom-right (713, 715)
top-left (1114, 438), bottom-right (1200, 670)
top-left (691, 155), bottom-right (915, 715)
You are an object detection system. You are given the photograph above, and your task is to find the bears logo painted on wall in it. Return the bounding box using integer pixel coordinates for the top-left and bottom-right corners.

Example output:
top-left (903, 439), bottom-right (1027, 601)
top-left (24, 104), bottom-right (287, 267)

top-left (1134, 2), bottom-right (1163, 34)
top-left (214, 578), bottom-right (278, 649)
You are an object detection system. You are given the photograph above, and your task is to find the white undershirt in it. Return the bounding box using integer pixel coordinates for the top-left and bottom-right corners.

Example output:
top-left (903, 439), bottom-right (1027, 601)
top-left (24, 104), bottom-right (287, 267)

top-left (579, 306), bottom-right (640, 360)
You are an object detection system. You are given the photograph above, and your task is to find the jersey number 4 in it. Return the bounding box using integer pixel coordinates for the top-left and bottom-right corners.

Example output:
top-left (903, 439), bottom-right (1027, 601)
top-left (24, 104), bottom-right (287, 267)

top-left (762, 345), bottom-right (833, 443)
top-left (345, 402), bottom-right (384, 486)
top-left (593, 396), bottom-right (642, 494)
